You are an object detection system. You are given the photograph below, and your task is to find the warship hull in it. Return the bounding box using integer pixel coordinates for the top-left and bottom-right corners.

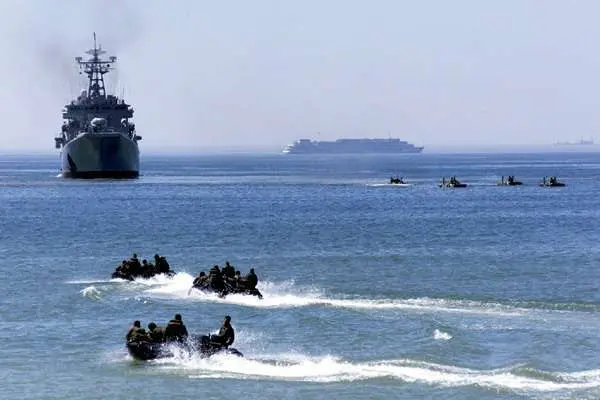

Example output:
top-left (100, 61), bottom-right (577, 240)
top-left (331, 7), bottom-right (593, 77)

top-left (60, 132), bottom-right (139, 179)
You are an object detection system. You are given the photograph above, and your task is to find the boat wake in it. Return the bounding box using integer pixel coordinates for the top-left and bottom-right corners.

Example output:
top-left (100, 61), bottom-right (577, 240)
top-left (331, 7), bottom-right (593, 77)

top-left (367, 183), bottom-right (412, 188)
top-left (67, 279), bottom-right (116, 285)
top-left (73, 273), bottom-right (600, 326)
top-left (125, 349), bottom-right (600, 394)
top-left (112, 272), bottom-right (524, 317)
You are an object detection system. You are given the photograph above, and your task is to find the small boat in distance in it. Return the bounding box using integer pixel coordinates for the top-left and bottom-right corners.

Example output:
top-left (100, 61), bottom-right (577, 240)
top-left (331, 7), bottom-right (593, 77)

top-left (440, 176), bottom-right (467, 188)
top-left (390, 176), bottom-right (408, 185)
top-left (539, 176), bottom-right (566, 187)
top-left (497, 176), bottom-right (522, 186)
top-left (366, 176), bottom-right (412, 187)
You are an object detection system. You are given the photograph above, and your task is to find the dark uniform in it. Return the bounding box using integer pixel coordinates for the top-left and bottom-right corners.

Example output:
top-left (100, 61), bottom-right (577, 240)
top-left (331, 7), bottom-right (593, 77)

top-left (233, 271), bottom-right (241, 284)
top-left (148, 322), bottom-right (165, 343)
top-left (193, 272), bottom-right (208, 287)
top-left (127, 321), bottom-right (149, 343)
top-left (208, 266), bottom-right (225, 291)
top-left (222, 261), bottom-right (235, 279)
top-left (140, 260), bottom-right (151, 277)
top-left (246, 268), bottom-right (258, 289)
top-left (211, 316), bottom-right (235, 348)
top-left (155, 254), bottom-right (170, 274)
top-left (126, 320), bottom-right (142, 342)
top-left (164, 314), bottom-right (188, 342)
top-left (129, 254), bottom-right (142, 272)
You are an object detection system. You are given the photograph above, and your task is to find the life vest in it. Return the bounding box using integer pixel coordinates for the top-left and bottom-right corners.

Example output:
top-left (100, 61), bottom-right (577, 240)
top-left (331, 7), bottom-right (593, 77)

top-left (149, 327), bottom-right (165, 342)
top-left (129, 327), bottom-right (148, 342)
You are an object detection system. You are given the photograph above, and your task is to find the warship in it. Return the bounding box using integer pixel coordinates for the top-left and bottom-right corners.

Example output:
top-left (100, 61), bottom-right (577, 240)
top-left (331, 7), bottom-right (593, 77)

top-left (54, 33), bottom-right (141, 178)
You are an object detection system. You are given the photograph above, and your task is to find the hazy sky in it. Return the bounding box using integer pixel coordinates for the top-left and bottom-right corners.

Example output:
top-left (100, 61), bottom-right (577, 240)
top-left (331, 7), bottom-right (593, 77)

top-left (1, 0), bottom-right (599, 152)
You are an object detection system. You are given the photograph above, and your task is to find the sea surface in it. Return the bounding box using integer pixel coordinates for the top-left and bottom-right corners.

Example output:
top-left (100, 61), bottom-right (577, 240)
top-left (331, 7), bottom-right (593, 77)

top-left (1, 152), bottom-right (600, 399)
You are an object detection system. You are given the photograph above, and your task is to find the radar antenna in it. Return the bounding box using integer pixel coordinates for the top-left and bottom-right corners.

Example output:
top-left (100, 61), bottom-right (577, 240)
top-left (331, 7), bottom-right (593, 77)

top-left (75, 32), bottom-right (116, 100)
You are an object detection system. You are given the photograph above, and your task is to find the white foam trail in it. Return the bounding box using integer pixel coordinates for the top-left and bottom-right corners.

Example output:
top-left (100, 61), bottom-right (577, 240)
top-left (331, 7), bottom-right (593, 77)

top-left (433, 329), bottom-right (452, 340)
top-left (66, 279), bottom-right (115, 284)
top-left (68, 273), bottom-right (180, 286)
top-left (324, 298), bottom-right (522, 316)
top-left (558, 369), bottom-right (600, 382)
top-left (139, 273), bottom-right (524, 317)
top-left (149, 352), bottom-right (600, 392)
top-left (367, 183), bottom-right (412, 187)
top-left (80, 285), bottom-right (102, 300)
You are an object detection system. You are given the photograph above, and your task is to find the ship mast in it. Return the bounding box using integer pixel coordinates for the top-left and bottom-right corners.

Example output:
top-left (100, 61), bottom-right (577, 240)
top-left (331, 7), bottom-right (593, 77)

top-left (75, 32), bottom-right (116, 100)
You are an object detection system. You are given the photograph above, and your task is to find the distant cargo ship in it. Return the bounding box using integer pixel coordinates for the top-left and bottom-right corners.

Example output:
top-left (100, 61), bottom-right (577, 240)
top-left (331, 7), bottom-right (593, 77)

top-left (554, 138), bottom-right (595, 146)
top-left (282, 138), bottom-right (424, 154)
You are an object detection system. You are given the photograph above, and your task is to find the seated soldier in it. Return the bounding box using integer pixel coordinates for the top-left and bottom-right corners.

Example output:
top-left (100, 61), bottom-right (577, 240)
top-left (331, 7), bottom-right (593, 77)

top-left (164, 314), bottom-right (188, 343)
top-left (155, 254), bottom-right (171, 274)
top-left (222, 261), bottom-right (235, 279)
top-left (126, 320), bottom-right (141, 341)
top-left (147, 322), bottom-right (165, 343)
top-left (193, 271), bottom-right (208, 287)
top-left (127, 254), bottom-right (142, 276)
top-left (211, 315), bottom-right (235, 348)
top-left (113, 260), bottom-right (130, 277)
top-left (200, 316), bottom-right (235, 350)
top-left (126, 320), bottom-right (150, 343)
top-left (208, 266), bottom-right (225, 291)
top-left (140, 259), bottom-right (153, 278)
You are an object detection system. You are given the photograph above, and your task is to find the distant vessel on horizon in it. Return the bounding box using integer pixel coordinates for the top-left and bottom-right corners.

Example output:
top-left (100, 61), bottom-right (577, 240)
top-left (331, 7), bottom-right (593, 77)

top-left (554, 138), bottom-right (595, 146)
top-left (282, 138), bottom-right (424, 154)
top-left (54, 33), bottom-right (141, 178)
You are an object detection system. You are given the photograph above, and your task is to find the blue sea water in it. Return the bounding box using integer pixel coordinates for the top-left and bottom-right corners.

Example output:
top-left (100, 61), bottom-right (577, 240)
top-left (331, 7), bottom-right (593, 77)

top-left (1, 152), bottom-right (600, 399)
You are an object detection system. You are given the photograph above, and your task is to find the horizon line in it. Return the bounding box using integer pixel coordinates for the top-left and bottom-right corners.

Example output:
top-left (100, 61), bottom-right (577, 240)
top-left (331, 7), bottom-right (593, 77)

top-left (2, 143), bottom-right (600, 157)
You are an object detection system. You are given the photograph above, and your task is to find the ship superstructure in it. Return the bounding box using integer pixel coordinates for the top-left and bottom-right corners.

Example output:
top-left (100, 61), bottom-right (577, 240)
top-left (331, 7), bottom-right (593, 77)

top-left (282, 138), bottom-right (424, 154)
top-left (54, 33), bottom-right (141, 178)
